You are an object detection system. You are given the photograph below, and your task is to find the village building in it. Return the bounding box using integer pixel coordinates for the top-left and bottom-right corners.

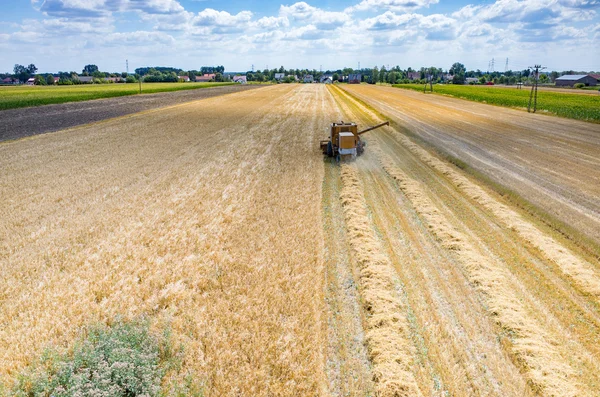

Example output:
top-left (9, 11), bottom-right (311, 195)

top-left (555, 74), bottom-right (598, 87)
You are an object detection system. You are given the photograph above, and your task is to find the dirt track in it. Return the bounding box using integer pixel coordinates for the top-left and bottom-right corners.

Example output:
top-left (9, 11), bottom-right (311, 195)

top-left (2, 84), bottom-right (600, 396)
top-left (343, 84), bottom-right (600, 248)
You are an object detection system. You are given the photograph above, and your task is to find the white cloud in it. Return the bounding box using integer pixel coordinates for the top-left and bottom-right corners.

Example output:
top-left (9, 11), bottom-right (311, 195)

top-left (193, 8), bottom-right (252, 26)
top-left (347, 0), bottom-right (438, 12)
top-left (105, 30), bottom-right (176, 46)
top-left (252, 16), bottom-right (290, 29)
top-left (280, 2), bottom-right (350, 29)
top-left (39, 0), bottom-right (184, 18)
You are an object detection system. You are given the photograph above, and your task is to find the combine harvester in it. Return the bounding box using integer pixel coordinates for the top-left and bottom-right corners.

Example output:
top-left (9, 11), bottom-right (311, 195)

top-left (320, 121), bottom-right (389, 161)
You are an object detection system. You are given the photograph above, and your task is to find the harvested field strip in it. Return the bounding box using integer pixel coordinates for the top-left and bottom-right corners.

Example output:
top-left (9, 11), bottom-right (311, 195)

top-left (339, 164), bottom-right (422, 397)
top-left (341, 84), bottom-right (600, 248)
top-left (391, 132), bottom-right (600, 300)
top-left (377, 154), bottom-right (581, 395)
top-left (322, 163), bottom-right (374, 396)
top-left (330, 85), bottom-right (533, 396)
top-left (356, 155), bottom-right (528, 396)
top-left (0, 85), bottom-right (331, 395)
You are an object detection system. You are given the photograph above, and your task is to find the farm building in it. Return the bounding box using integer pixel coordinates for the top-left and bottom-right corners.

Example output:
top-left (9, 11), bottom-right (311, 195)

top-left (178, 76), bottom-right (190, 82)
top-left (320, 75), bottom-right (333, 84)
top-left (77, 76), bottom-right (94, 83)
top-left (26, 78), bottom-right (35, 85)
top-left (303, 75), bottom-right (314, 83)
top-left (2, 77), bottom-right (17, 84)
top-left (407, 71), bottom-right (421, 80)
top-left (465, 77), bottom-right (479, 84)
top-left (555, 74), bottom-right (597, 87)
top-left (196, 74), bottom-right (216, 82)
top-left (274, 73), bottom-right (285, 80)
top-left (348, 74), bottom-right (361, 84)
top-left (233, 75), bottom-right (247, 84)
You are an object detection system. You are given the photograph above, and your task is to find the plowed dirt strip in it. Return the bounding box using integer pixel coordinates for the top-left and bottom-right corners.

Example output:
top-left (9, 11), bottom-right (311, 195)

top-left (0, 85), bottom-right (332, 395)
top-left (342, 84), bottom-right (600, 247)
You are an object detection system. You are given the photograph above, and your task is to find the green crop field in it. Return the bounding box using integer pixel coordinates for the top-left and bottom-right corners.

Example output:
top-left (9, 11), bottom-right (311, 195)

top-left (393, 84), bottom-right (600, 123)
top-left (0, 82), bottom-right (233, 110)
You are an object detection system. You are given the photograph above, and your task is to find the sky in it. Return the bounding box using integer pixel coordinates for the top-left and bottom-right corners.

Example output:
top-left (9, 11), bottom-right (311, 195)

top-left (1, 0), bottom-right (599, 74)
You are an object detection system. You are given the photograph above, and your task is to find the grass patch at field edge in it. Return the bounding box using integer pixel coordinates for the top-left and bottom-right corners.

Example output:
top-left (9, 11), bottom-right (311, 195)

top-left (0, 82), bottom-right (233, 111)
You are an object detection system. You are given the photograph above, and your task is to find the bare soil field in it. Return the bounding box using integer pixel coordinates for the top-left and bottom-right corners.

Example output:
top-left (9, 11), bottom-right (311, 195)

top-left (344, 84), bottom-right (600, 250)
top-left (2, 83), bottom-right (600, 396)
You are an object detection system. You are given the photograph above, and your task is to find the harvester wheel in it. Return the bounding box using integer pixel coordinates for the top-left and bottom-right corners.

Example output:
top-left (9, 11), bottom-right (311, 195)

top-left (326, 141), bottom-right (334, 157)
top-left (357, 141), bottom-right (364, 156)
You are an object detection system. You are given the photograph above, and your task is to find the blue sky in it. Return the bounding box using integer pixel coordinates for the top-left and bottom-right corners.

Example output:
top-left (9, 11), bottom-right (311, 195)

top-left (1, 0), bottom-right (599, 73)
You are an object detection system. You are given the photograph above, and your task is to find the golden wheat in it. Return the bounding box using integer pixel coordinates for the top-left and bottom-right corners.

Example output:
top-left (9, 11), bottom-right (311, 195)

top-left (0, 85), bottom-right (333, 396)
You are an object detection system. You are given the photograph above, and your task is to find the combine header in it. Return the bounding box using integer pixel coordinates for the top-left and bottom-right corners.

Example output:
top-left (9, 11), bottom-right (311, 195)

top-left (320, 121), bottom-right (389, 160)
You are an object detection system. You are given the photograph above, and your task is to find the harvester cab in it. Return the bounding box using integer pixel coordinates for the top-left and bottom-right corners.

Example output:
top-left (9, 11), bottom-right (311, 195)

top-left (320, 120), bottom-right (390, 161)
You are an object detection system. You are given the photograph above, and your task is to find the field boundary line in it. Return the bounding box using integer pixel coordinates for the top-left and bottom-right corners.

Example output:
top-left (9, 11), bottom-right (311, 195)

top-left (339, 163), bottom-right (422, 397)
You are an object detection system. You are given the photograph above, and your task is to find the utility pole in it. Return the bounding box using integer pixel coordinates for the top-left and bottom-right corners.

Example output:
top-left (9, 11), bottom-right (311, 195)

top-left (527, 64), bottom-right (546, 113)
top-left (504, 58), bottom-right (508, 74)
top-left (126, 59), bottom-right (129, 75)
top-left (491, 58), bottom-right (495, 73)
top-left (252, 64), bottom-right (254, 72)
top-left (358, 61), bottom-right (360, 71)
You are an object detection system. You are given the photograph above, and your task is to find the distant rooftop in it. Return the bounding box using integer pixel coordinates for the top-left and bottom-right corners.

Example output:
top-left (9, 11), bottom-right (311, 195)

top-left (555, 74), bottom-right (590, 80)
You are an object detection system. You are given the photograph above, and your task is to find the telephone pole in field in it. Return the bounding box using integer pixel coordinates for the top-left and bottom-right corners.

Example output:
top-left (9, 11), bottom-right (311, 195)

top-left (527, 64), bottom-right (545, 113)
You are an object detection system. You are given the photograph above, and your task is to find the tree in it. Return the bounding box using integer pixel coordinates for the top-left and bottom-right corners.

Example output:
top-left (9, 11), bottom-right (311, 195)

top-left (13, 64), bottom-right (26, 75)
top-left (372, 66), bottom-right (378, 84)
top-left (450, 62), bottom-right (466, 84)
top-left (82, 64), bottom-right (99, 75)
top-left (14, 64), bottom-right (31, 83)
top-left (46, 75), bottom-right (55, 85)
top-left (215, 72), bottom-right (223, 82)
top-left (126, 75), bottom-right (137, 83)
top-left (33, 75), bottom-right (47, 85)
top-left (27, 64), bottom-right (38, 74)
top-left (332, 72), bottom-right (339, 82)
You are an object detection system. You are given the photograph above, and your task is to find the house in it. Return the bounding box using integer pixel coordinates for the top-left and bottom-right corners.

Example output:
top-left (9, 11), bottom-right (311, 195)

top-left (274, 73), bottom-right (285, 81)
top-left (1, 77), bottom-right (17, 84)
top-left (555, 74), bottom-right (598, 87)
top-left (77, 76), bottom-right (94, 83)
top-left (407, 71), bottom-right (421, 81)
top-left (348, 73), bottom-right (361, 84)
top-left (196, 73), bottom-right (216, 82)
top-left (303, 75), bottom-right (314, 83)
top-left (233, 75), bottom-right (247, 84)
top-left (320, 74), bottom-right (333, 84)
top-left (178, 76), bottom-right (190, 82)
top-left (442, 74), bottom-right (454, 82)
top-left (26, 77), bottom-right (35, 85)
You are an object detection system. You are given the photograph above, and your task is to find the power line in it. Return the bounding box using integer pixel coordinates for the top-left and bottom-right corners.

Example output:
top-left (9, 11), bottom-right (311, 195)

top-left (527, 64), bottom-right (546, 113)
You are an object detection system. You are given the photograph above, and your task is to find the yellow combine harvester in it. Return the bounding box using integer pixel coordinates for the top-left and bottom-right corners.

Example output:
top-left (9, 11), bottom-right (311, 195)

top-left (320, 121), bottom-right (390, 160)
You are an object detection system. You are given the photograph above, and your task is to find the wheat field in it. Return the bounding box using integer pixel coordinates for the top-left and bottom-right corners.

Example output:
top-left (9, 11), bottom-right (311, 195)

top-left (2, 83), bottom-right (600, 396)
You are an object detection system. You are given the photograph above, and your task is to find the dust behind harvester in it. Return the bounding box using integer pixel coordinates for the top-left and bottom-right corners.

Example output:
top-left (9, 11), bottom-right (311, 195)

top-left (320, 121), bottom-right (390, 161)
